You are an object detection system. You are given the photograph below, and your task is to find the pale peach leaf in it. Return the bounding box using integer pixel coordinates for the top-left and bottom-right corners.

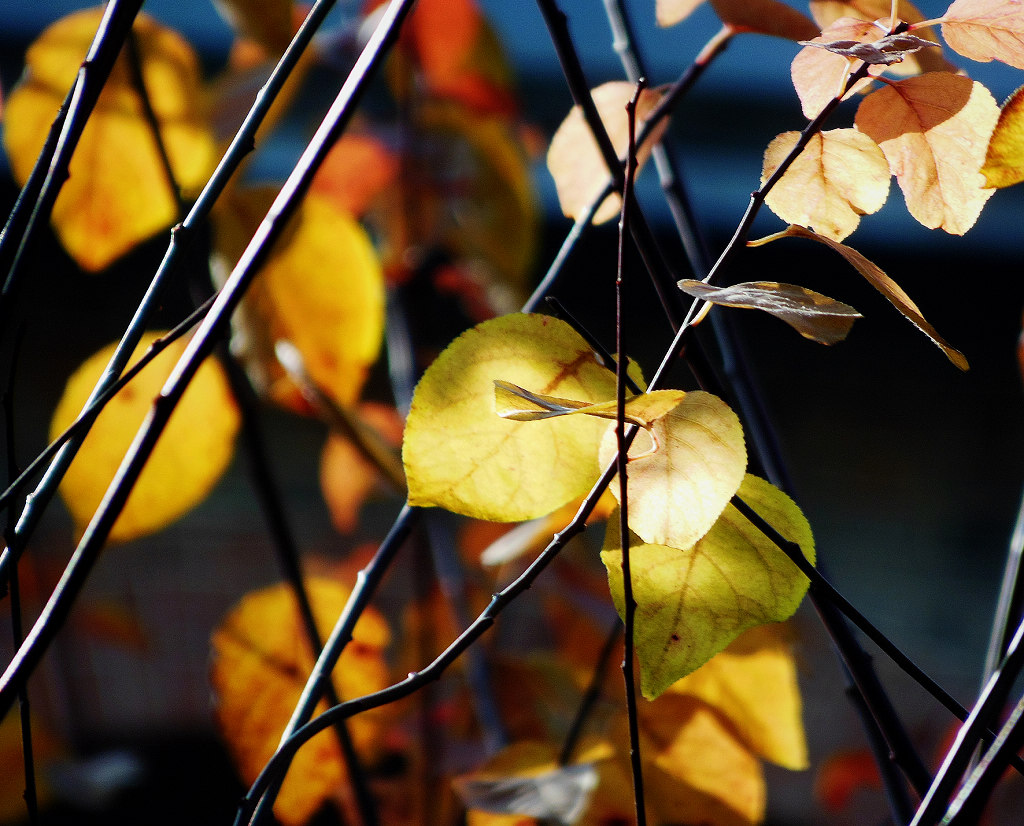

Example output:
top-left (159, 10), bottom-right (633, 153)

top-left (657, 0), bottom-right (707, 27)
top-left (791, 18), bottom-right (886, 118)
top-left (942, 0), bottom-right (1024, 69)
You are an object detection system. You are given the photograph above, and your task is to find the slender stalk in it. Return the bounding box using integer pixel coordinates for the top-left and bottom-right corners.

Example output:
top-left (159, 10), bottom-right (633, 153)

top-left (981, 486), bottom-right (1024, 688)
top-left (0, 0), bottom-right (418, 720)
top-left (559, 620), bottom-right (622, 766)
top-left (617, 82), bottom-right (647, 826)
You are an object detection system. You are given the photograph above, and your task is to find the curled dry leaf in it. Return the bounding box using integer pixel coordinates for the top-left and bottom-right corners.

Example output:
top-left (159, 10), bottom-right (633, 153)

top-left (751, 225), bottom-right (969, 369)
top-left (942, 0), bottom-right (1024, 69)
top-left (598, 391), bottom-right (746, 552)
top-left (547, 81), bottom-right (667, 224)
top-left (51, 332), bottom-right (239, 543)
top-left (210, 578), bottom-right (392, 826)
top-left (761, 128), bottom-right (890, 241)
top-left (855, 72), bottom-right (999, 235)
top-left (601, 475), bottom-right (814, 699)
top-left (2, 9), bottom-right (216, 271)
top-left (677, 279), bottom-right (861, 344)
top-left (213, 189), bottom-right (386, 409)
top-left (403, 313), bottom-right (619, 521)
top-left (669, 624), bottom-right (809, 770)
top-left (791, 18), bottom-right (886, 118)
top-left (494, 381), bottom-right (685, 428)
top-left (798, 32), bottom-right (937, 64)
top-left (981, 84), bottom-right (1024, 188)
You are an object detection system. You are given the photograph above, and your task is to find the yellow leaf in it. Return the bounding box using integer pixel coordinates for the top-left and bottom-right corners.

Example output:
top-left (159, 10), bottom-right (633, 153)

top-left (656, 0), bottom-right (707, 27)
top-left (677, 279), bottom-right (862, 344)
top-left (213, 190), bottom-right (385, 408)
top-left (790, 18), bottom-right (886, 118)
top-left (637, 695), bottom-right (766, 826)
top-left (210, 578), bottom-right (392, 826)
top-left (762, 128), bottom-right (890, 241)
top-left (669, 624), bottom-right (809, 769)
top-left (547, 82), bottom-right (668, 224)
top-left (601, 475), bottom-right (814, 699)
top-left (981, 83), bottom-right (1024, 187)
top-left (494, 381), bottom-right (686, 428)
top-left (942, 0), bottom-right (1024, 69)
top-left (212, 0), bottom-right (294, 54)
top-left (751, 225), bottom-right (969, 369)
top-left (2, 10), bottom-right (216, 272)
top-left (403, 313), bottom-right (618, 521)
top-left (51, 332), bottom-right (240, 543)
top-left (854, 72), bottom-right (999, 235)
top-left (598, 391), bottom-right (746, 551)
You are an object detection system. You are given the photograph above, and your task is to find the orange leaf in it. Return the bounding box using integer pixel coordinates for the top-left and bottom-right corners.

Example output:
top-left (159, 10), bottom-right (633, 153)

top-left (210, 578), bottom-right (392, 826)
top-left (51, 332), bottom-right (240, 542)
top-left (213, 189), bottom-right (385, 409)
top-left (751, 225), bottom-right (969, 369)
top-left (981, 83), bottom-right (1024, 187)
top-left (2, 10), bottom-right (216, 272)
top-left (855, 72), bottom-right (998, 234)
top-left (791, 18), bottom-right (886, 118)
top-left (815, 748), bottom-right (881, 811)
top-left (547, 81), bottom-right (668, 224)
top-left (310, 134), bottom-right (400, 218)
top-left (762, 128), bottom-right (890, 240)
top-left (710, 0), bottom-right (820, 40)
top-left (942, 0), bottom-right (1024, 69)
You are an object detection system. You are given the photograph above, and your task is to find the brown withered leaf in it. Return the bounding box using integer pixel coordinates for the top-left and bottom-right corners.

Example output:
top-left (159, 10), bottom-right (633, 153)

top-left (547, 82), bottom-right (667, 224)
top-left (750, 225), bottom-right (968, 369)
top-left (855, 72), bottom-right (998, 234)
top-left (677, 279), bottom-right (861, 344)
top-left (791, 18), bottom-right (886, 118)
top-left (942, 0), bottom-right (1024, 69)
top-left (702, 0), bottom-right (820, 40)
top-left (761, 128), bottom-right (890, 240)
top-left (212, 0), bottom-right (294, 53)
top-left (981, 84), bottom-right (1024, 187)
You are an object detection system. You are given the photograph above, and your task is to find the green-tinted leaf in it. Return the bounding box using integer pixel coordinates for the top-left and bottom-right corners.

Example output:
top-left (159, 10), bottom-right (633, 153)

top-left (677, 280), bottom-right (861, 344)
top-left (598, 391), bottom-right (746, 550)
top-left (750, 225), bottom-right (968, 369)
top-left (404, 314), bottom-right (617, 521)
top-left (981, 84), bottom-right (1024, 187)
top-left (601, 475), bottom-right (814, 699)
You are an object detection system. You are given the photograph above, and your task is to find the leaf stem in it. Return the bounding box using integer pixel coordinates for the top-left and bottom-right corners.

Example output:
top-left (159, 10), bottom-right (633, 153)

top-left (559, 620), bottom-right (622, 766)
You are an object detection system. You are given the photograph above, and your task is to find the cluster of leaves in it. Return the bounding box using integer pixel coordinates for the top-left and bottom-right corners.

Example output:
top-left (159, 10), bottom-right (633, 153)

top-left (3, 0), bottom-right (1024, 823)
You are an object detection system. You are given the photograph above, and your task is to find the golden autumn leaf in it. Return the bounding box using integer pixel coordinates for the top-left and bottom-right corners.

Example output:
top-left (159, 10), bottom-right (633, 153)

top-left (212, 0), bottom-right (294, 53)
top-left (761, 128), bottom-right (890, 240)
top-left (750, 225), bottom-right (969, 369)
top-left (210, 578), bottom-right (392, 826)
top-left (791, 18), bottom-right (887, 118)
top-left (598, 391), bottom-right (747, 552)
top-left (981, 83), bottom-right (1024, 187)
top-left (403, 314), bottom-right (617, 521)
top-left (677, 279), bottom-right (862, 344)
top-left (635, 696), bottom-right (766, 826)
top-left (855, 72), bottom-right (999, 234)
top-left (2, 9), bottom-right (216, 272)
top-left (547, 82), bottom-right (668, 224)
top-left (668, 624), bottom-right (808, 770)
top-left (942, 0), bottom-right (1024, 69)
top-left (213, 189), bottom-right (385, 408)
top-left (601, 475), bottom-right (814, 698)
top-left (51, 332), bottom-right (240, 543)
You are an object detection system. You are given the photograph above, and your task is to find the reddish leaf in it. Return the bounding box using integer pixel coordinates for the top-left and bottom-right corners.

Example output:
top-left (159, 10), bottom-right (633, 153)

top-left (310, 134), bottom-right (400, 218)
top-left (791, 18), bottom-right (886, 118)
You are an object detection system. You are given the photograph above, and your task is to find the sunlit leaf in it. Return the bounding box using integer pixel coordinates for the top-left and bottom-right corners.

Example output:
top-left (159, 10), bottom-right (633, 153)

top-left (855, 72), bottom-right (999, 234)
top-left (547, 81), bottom-right (668, 224)
top-left (761, 128), bottom-right (890, 241)
top-left (658, 0), bottom-right (818, 38)
top-left (457, 741), bottom-right (611, 826)
top-left (210, 578), bottom-right (392, 826)
top-left (212, 0), bottom-right (294, 54)
top-left (942, 0), bottom-right (1024, 69)
top-left (656, 0), bottom-right (706, 27)
top-left (678, 279), bottom-right (861, 344)
top-left (598, 391), bottom-right (746, 551)
top-left (2, 9), bottom-right (216, 271)
top-left (791, 18), bottom-right (886, 118)
top-left (403, 314), bottom-right (618, 521)
top-left (981, 83), bottom-right (1024, 187)
top-left (319, 402), bottom-right (405, 534)
top-left (750, 225), bottom-right (969, 369)
top-left (669, 624), bottom-right (808, 769)
top-left (51, 332), bottom-right (240, 543)
top-left (310, 134), bottom-right (401, 218)
top-left (495, 381), bottom-right (685, 428)
top-left (213, 190), bottom-right (385, 408)
top-left (601, 474), bottom-right (814, 698)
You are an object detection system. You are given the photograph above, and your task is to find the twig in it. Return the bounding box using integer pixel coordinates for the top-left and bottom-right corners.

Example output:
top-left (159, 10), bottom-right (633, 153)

top-left (617, 81), bottom-right (647, 826)
top-left (559, 620), bottom-right (622, 766)
top-left (0, 0), bottom-right (419, 721)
